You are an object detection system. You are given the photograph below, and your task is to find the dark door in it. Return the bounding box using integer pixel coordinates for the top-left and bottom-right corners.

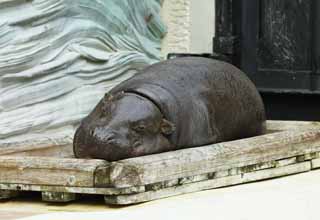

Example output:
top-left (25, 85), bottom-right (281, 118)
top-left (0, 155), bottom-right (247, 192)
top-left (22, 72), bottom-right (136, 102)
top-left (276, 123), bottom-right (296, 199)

top-left (214, 0), bottom-right (320, 120)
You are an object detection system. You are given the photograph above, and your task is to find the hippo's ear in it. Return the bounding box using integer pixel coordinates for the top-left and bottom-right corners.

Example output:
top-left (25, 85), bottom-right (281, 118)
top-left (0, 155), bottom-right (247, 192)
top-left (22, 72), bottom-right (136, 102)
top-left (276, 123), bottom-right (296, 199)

top-left (161, 119), bottom-right (175, 135)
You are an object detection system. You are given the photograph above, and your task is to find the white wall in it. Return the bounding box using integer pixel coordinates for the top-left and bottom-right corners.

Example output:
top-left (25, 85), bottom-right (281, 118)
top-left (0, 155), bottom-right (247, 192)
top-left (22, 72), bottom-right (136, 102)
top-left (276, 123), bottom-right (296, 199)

top-left (189, 0), bottom-right (215, 53)
top-left (161, 0), bottom-right (215, 57)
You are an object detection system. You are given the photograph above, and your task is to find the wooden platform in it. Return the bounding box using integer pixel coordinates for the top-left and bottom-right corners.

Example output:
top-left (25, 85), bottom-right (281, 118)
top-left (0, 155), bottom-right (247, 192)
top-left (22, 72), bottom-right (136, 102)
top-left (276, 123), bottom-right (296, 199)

top-left (0, 121), bottom-right (320, 205)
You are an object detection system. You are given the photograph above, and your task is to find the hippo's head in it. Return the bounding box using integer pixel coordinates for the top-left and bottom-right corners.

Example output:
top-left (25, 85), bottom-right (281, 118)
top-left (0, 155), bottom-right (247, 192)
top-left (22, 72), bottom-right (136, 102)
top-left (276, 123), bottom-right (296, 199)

top-left (73, 92), bottom-right (175, 161)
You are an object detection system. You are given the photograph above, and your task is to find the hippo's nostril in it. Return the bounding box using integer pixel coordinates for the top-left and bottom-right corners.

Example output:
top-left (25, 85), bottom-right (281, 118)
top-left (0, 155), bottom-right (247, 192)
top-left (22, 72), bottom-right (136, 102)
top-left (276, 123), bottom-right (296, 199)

top-left (107, 140), bottom-right (117, 145)
top-left (106, 133), bottom-right (115, 140)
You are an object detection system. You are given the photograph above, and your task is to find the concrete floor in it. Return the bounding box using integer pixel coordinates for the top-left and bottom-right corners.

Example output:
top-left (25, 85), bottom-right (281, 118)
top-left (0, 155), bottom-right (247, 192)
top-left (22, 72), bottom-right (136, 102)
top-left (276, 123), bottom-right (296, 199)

top-left (1, 169), bottom-right (320, 220)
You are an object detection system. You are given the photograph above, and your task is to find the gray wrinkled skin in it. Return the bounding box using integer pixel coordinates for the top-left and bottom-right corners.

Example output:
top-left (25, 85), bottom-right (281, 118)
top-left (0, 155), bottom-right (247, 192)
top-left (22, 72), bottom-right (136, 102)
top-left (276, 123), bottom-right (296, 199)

top-left (73, 57), bottom-right (266, 161)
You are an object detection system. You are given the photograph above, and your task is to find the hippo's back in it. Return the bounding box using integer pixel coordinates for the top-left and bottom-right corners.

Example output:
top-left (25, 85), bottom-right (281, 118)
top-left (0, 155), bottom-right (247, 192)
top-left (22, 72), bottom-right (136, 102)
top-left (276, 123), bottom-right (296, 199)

top-left (111, 57), bottom-right (266, 148)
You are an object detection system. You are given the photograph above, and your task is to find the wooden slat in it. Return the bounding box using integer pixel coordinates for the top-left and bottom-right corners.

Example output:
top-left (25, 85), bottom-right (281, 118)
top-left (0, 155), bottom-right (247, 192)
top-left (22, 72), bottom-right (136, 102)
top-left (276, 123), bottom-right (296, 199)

top-left (0, 129), bottom-right (74, 158)
top-left (0, 183), bottom-right (145, 195)
top-left (0, 157), bottom-right (108, 187)
top-left (104, 162), bottom-right (311, 205)
top-left (0, 190), bottom-right (19, 200)
top-left (41, 192), bottom-right (76, 203)
top-left (144, 153), bottom-right (317, 191)
top-left (107, 130), bottom-right (320, 188)
top-left (266, 120), bottom-right (320, 132)
top-left (311, 158), bottom-right (320, 169)
top-left (0, 144), bottom-right (74, 158)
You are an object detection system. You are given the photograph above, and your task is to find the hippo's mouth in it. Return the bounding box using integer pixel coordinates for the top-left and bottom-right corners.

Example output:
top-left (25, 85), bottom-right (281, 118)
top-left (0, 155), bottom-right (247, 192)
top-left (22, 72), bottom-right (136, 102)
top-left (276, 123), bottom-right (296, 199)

top-left (73, 125), bottom-right (130, 161)
top-left (73, 125), bottom-right (101, 159)
top-left (73, 127), bottom-right (90, 158)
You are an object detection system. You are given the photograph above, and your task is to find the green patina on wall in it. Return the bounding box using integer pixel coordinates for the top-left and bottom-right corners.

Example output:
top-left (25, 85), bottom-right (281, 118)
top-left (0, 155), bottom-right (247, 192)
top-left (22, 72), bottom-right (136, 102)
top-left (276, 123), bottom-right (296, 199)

top-left (0, 0), bottom-right (166, 142)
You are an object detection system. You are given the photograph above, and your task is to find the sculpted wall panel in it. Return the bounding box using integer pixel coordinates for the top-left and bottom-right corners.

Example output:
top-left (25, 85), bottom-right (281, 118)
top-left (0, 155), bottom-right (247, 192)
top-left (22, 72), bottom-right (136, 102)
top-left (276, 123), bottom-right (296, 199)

top-left (0, 0), bottom-right (166, 147)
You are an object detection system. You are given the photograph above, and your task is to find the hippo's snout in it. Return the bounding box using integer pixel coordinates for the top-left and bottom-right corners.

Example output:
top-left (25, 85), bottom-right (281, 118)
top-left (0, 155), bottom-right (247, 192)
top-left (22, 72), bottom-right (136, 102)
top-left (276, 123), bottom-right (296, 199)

top-left (90, 127), bottom-right (117, 146)
top-left (81, 126), bottom-right (135, 161)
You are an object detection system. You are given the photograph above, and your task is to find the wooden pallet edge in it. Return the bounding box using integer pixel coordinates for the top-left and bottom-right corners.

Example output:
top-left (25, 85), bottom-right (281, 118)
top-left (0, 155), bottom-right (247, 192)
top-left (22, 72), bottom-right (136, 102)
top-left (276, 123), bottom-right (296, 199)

top-left (0, 153), bottom-right (318, 203)
top-left (0, 144), bottom-right (74, 158)
top-left (41, 191), bottom-right (77, 203)
top-left (1, 152), bottom-right (318, 197)
top-left (0, 157), bottom-right (109, 188)
top-left (108, 129), bottom-right (320, 187)
top-left (266, 120), bottom-right (320, 132)
top-left (311, 158), bottom-right (320, 169)
top-left (104, 161), bottom-right (312, 205)
top-left (0, 183), bottom-right (145, 196)
top-left (0, 190), bottom-right (19, 200)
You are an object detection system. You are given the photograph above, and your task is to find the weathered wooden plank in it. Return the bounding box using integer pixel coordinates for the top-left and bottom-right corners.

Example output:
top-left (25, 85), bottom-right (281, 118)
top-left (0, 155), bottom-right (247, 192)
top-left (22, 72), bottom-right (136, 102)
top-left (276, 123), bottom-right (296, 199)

top-left (144, 153), bottom-right (315, 193)
top-left (266, 121), bottom-right (320, 133)
top-left (311, 158), bottom-right (320, 169)
top-left (301, 152), bottom-right (320, 161)
top-left (0, 157), bottom-right (108, 187)
top-left (0, 144), bottom-right (74, 158)
top-left (275, 157), bottom-right (297, 167)
top-left (108, 130), bottom-right (320, 187)
top-left (42, 192), bottom-right (76, 203)
top-left (0, 183), bottom-right (144, 195)
top-left (104, 162), bottom-right (311, 205)
top-left (145, 154), bottom-right (314, 192)
top-left (0, 190), bottom-right (19, 200)
top-left (0, 129), bottom-right (74, 158)
top-left (94, 165), bottom-right (112, 187)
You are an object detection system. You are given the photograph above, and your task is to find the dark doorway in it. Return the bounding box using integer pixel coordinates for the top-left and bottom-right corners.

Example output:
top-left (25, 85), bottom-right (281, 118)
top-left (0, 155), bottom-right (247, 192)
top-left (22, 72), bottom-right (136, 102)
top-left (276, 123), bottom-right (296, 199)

top-left (214, 0), bottom-right (320, 121)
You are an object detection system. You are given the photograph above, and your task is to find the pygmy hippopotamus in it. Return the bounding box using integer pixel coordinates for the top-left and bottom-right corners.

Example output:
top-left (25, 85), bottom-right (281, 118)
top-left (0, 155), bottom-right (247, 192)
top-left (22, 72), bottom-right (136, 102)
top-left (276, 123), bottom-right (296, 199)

top-left (73, 57), bottom-right (266, 161)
